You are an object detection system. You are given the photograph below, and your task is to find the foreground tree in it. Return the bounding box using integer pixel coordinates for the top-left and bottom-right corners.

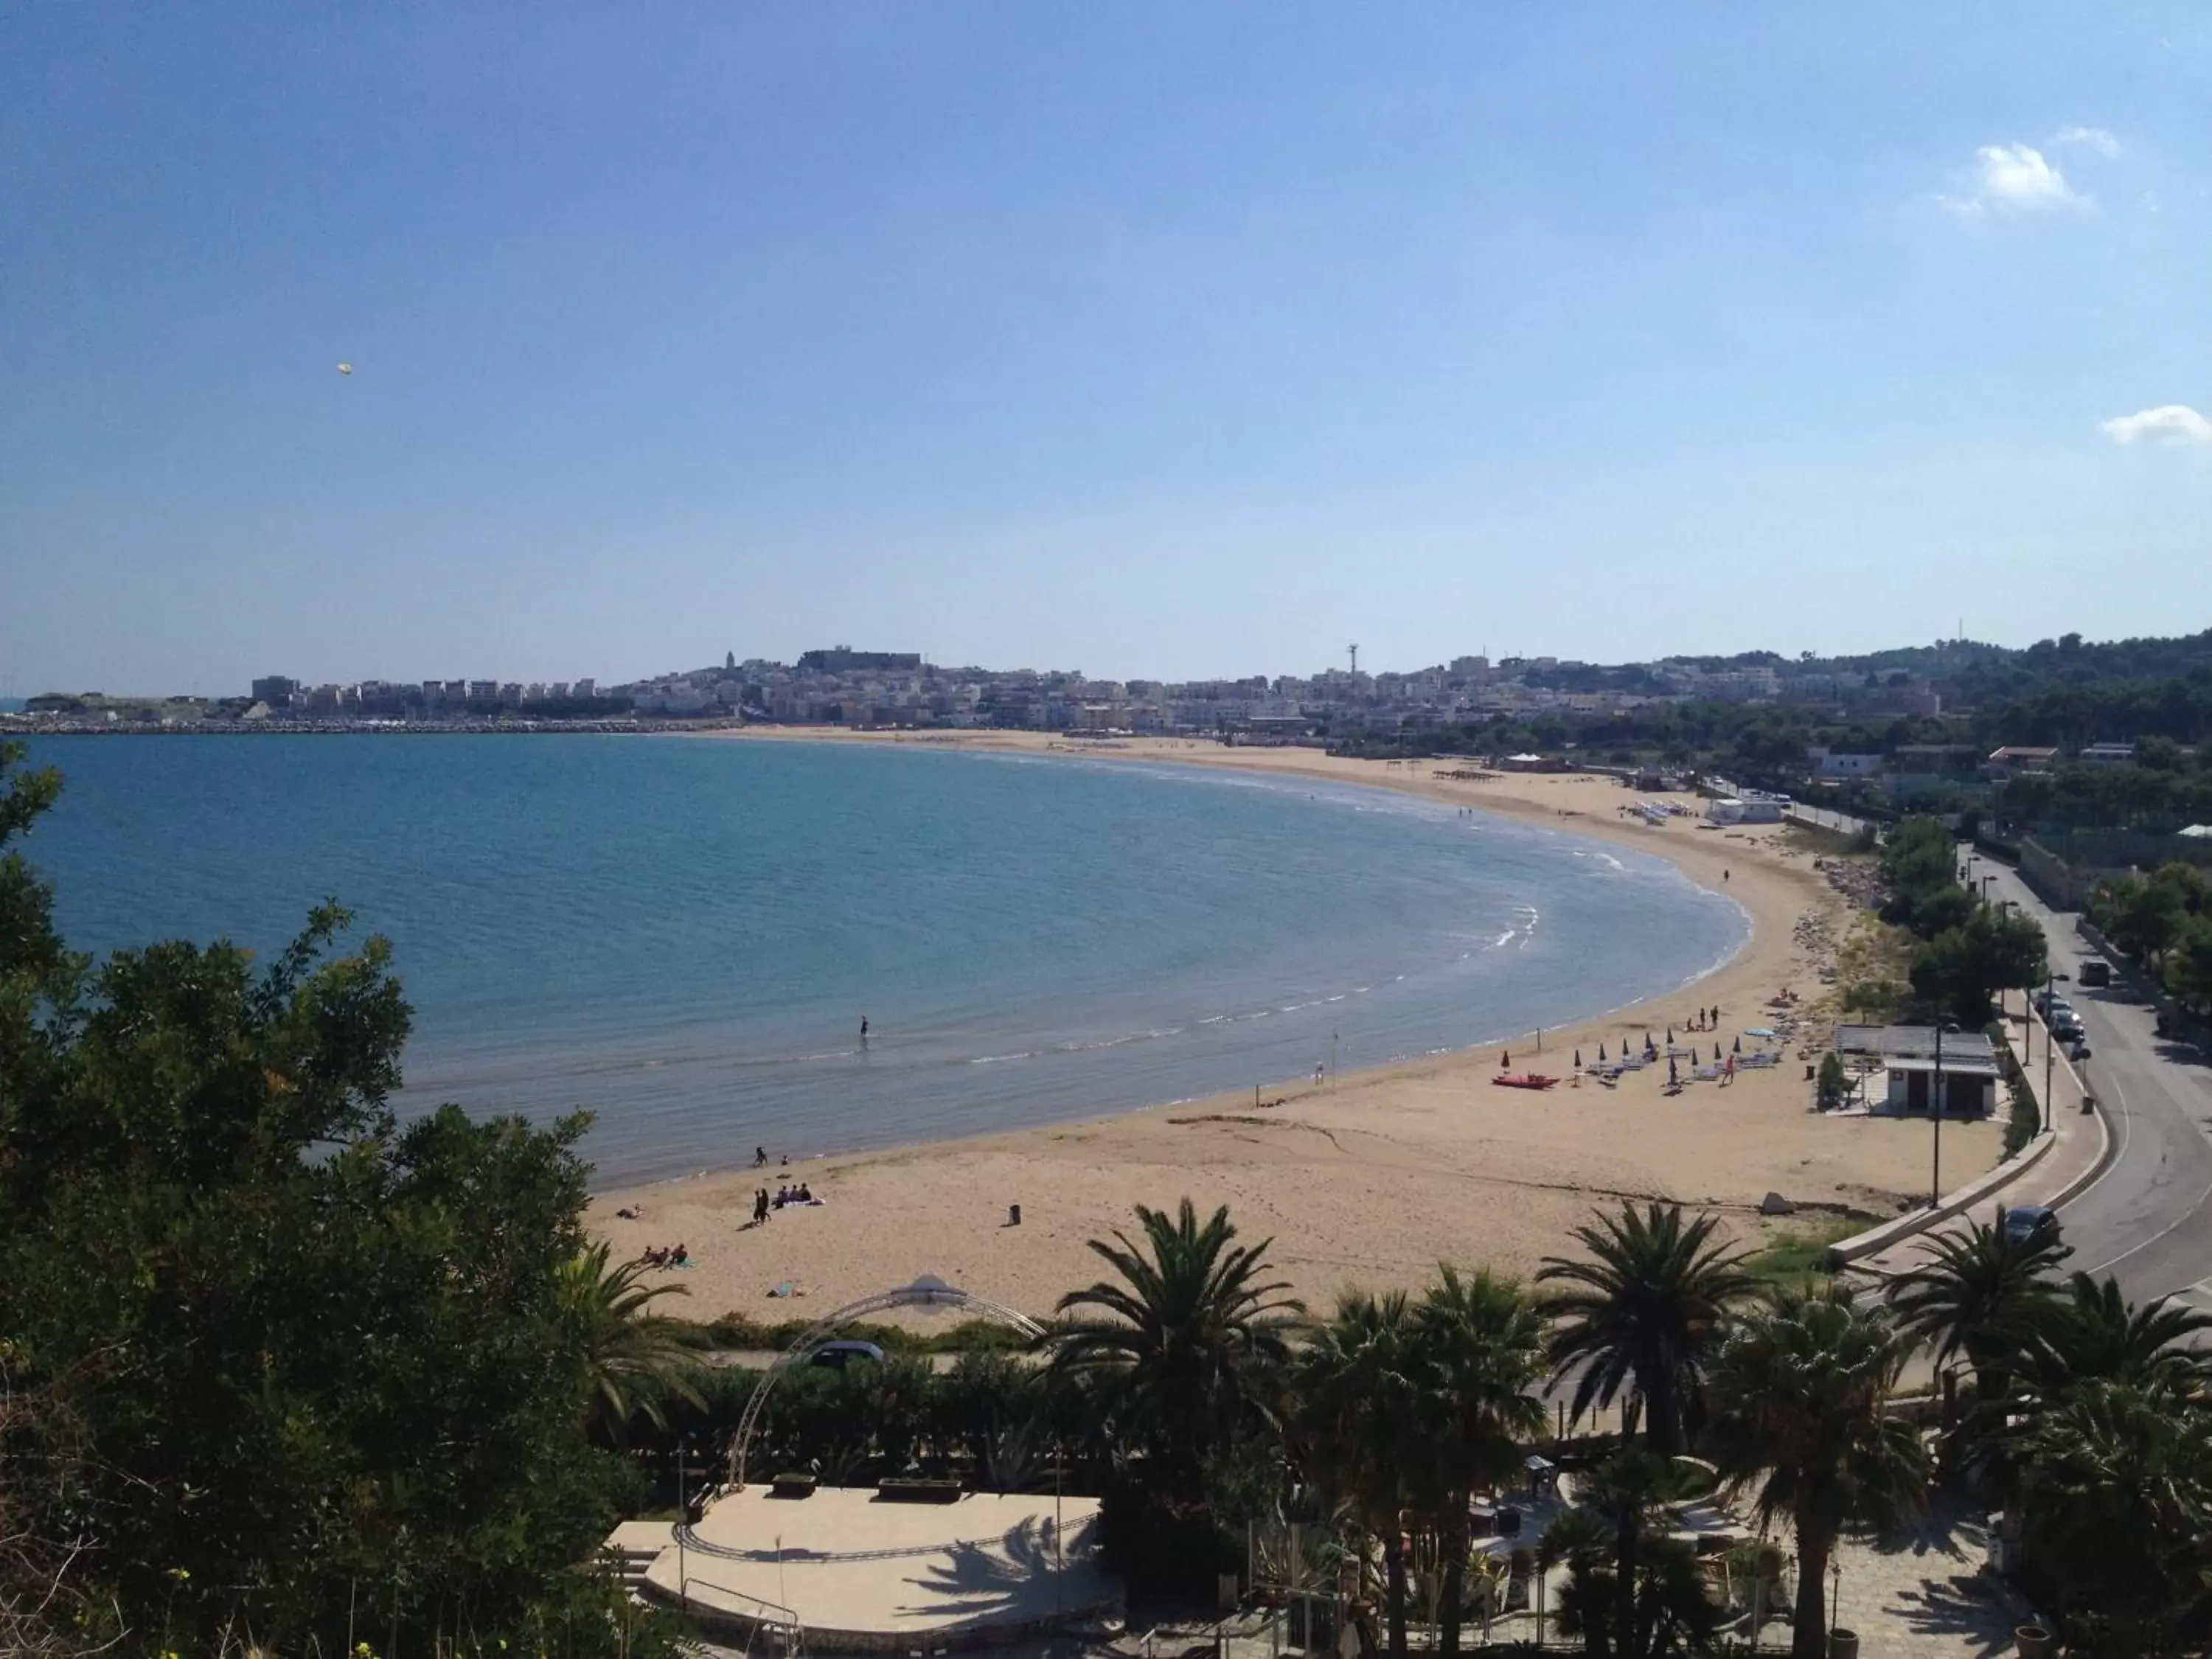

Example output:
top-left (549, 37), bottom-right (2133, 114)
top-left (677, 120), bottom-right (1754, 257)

top-left (1049, 1198), bottom-right (1304, 1487)
top-left (2014, 1380), bottom-right (2212, 1658)
top-left (1295, 1290), bottom-right (1419, 1657)
top-left (1706, 1287), bottom-right (1927, 1659)
top-left (2020, 1273), bottom-right (2212, 1402)
top-left (0, 744), bottom-right (673, 1656)
top-left (1539, 1452), bottom-right (1725, 1658)
top-left (1407, 1267), bottom-right (1548, 1657)
top-left (1539, 1203), bottom-right (1756, 1456)
top-left (1885, 1217), bottom-right (2067, 1405)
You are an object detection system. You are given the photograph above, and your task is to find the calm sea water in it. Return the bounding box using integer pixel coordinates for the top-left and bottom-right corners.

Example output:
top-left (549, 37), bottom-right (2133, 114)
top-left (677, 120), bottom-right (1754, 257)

top-left (18, 737), bottom-right (1746, 1185)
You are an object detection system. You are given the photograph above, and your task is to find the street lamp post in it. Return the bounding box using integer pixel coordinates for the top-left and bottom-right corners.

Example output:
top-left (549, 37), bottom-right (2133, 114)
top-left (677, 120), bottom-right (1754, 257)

top-left (2044, 970), bottom-right (2055, 1110)
top-left (1930, 1023), bottom-right (1956, 1208)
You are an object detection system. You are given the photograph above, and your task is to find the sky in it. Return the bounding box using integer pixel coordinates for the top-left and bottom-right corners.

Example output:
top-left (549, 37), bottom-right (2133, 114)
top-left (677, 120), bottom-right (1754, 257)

top-left (4, 4), bottom-right (2209, 695)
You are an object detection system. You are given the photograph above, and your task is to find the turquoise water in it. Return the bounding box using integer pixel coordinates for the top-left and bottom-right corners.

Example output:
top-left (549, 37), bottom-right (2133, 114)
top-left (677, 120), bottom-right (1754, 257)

top-left (18, 737), bottom-right (1746, 1185)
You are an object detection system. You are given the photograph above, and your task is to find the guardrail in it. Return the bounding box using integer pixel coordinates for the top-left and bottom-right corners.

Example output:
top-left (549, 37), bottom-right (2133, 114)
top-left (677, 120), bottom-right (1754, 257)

top-left (672, 1572), bottom-right (804, 1655)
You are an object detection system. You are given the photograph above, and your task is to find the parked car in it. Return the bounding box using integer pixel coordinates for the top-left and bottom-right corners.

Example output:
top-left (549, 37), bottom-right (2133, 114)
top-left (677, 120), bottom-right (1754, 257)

top-left (807, 1339), bottom-right (885, 1371)
top-left (2002, 1205), bottom-right (2061, 1246)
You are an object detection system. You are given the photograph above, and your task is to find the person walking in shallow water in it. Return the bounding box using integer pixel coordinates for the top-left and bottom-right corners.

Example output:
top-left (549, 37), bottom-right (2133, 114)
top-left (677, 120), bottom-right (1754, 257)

top-left (859, 1015), bottom-right (869, 1045)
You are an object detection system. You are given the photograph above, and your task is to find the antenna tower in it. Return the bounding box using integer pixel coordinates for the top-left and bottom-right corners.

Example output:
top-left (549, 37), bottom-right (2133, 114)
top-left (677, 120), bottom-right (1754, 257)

top-left (1349, 643), bottom-right (1359, 675)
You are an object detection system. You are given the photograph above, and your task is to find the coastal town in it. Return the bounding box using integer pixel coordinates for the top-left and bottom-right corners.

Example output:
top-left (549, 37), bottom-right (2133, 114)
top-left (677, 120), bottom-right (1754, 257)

top-left (8, 642), bottom-right (1962, 734)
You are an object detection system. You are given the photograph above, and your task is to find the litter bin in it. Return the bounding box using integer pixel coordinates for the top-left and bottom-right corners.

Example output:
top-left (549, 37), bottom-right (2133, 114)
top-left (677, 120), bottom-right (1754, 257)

top-left (2014, 1626), bottom-right (2054, 1658)
top-left (1827, 1631), bottom-right (1858, 1659)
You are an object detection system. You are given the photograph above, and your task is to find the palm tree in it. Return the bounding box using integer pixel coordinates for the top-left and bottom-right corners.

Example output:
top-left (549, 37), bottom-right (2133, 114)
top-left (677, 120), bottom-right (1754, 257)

top-left (1295, 1289), bottom-right (1420, 1658)
top-left (2013, 1378), bottom-right (2212, 1656)
top-left (1406, 1267), bottom-right (1548, 1658)
top-left (1049, 1199), bottom-right (1304, 1490)
top-left (1538, 1203), bottom-right (1756, 1456)
top-left (1539, 1451), bottom-right (1726, 1658)
top-left (557, 1242), bottom-right (704, 1444)
top-left (2021, 1273), bottom-right (2212, 1399)
top-left (1706, 1286), bottom-right (1928, 1659)
top-left (1885, 1216), bottom-right (2067, 1402)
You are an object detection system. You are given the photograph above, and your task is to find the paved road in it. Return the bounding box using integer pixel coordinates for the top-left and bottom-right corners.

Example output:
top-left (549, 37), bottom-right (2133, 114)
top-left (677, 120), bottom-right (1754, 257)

top-left (1964, 851), bottom-right (2212, 1308)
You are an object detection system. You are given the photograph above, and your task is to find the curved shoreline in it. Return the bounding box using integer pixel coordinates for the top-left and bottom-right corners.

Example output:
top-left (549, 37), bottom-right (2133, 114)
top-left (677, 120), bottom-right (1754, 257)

top-left (591, 734), bottom-right (1751, 1178)
top-left (594, 732), bottom-right (2002, 1316)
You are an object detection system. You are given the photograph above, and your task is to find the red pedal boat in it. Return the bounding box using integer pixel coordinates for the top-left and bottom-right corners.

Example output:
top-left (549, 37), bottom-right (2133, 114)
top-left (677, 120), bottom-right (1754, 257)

top-left (1492, 1071), bottom-right (1561, 1090)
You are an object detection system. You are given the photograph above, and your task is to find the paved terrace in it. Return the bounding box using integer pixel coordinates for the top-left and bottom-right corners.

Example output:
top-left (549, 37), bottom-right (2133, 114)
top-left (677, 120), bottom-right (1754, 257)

top-left (641, 1485), bottom-right (1116, 1649)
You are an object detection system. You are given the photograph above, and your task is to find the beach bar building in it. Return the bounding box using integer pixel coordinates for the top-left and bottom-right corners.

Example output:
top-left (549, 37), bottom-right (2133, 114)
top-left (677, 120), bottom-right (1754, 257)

top-left (1833, 1025), bottom-right (2000, 1117)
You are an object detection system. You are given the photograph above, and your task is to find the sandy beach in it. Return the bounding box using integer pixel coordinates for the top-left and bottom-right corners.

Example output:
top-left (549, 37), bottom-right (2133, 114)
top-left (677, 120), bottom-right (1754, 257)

top-left (593, 733), bottom-right (1997, 1324)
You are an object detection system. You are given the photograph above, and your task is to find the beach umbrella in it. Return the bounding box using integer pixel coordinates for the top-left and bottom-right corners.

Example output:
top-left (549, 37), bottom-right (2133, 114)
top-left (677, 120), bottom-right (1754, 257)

top-left (1668, 1055), bottom-right (1678, 1083)
top-left (1667, 1026), bottom-right (1674, 1043)
top-left (1574, 1048), bottom-right (1582, 1068)
top-left (1733, 1036), bottom-right (1742, 1054)
top-left (1501, 1050), bottom-right (1510, 1067)
top-left (1599, 1042), bottom-right (1608, 1061)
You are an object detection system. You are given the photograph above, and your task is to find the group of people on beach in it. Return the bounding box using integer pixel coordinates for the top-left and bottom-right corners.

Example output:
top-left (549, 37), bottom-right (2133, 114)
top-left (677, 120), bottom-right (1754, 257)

top-left (750, 1183), bottom-right (817, 1224)
top-left (637, 1241), bottom-right (689, 1268)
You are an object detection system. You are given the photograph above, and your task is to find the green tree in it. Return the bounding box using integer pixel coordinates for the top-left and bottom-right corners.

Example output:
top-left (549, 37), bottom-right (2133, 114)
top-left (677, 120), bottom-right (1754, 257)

top-left (2169, 914), bottom-right (2212, 1020)
top-left (2020, 1274), bottom-right (2212, 1401)
top-left (1909, 905), bottom-right (2048, 1025)
top-left (1406, 1267), bottom-right (1547, 1657)
top-left (2014, 1380), bottom-right (2212, 1657)
top-left (1706, 1287), bottom-right (1929, 1659)
top-left (936, 1348), bottom-right (1049, 1493)
top-left (558, 1242), bottom-right (704, 1444)
top-left (1538, 1452), bottom-right (1725, 1658)
top-left (1815, 1051), bottom-right (1848, 1110)
top-left (1049, 1199), bottom-right (1304, 1493)
top-left (0, 742), bottom-right (675, 1658)
top-left (1538, 1203), bottom-right (1757, 1457)
top-left (1884, 1217), bottom-right (2067, 1405)
top-left (2091, 866), bottom-right (2205, 967)
top-left (1294, 1290), bottom-right (1420, 1656)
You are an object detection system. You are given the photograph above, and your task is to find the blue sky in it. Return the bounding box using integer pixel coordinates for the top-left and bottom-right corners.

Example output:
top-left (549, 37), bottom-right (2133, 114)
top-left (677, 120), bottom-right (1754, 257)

top-left (4, 4), bottom-right (2208, 693)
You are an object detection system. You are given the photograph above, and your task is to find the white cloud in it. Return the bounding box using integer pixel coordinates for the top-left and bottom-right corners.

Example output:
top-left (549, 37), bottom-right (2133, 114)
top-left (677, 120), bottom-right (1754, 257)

top-left (2051, 125), bottom-right (2122, 159)
top-left (2099, 405), bottom-right (2212, 445)
top-left (1972, 143), bottom-right (2083, 207)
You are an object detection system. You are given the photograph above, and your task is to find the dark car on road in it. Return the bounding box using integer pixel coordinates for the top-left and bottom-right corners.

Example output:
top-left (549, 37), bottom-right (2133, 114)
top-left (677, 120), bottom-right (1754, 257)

top-left (807, 1339), bottom-right (886, 1371)
top-left (2002, 1205), bottom-right (2060, 1246)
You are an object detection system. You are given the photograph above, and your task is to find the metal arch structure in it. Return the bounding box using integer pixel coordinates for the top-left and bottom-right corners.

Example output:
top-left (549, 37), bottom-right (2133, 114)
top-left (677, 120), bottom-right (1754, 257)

top-left (724, 1276), bottom-right (1047, 1490)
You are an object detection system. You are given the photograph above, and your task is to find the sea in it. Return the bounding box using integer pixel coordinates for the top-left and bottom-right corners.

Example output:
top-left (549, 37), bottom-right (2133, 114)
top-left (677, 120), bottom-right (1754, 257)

top-left (16, 736), bottom-right (1747, 1186)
